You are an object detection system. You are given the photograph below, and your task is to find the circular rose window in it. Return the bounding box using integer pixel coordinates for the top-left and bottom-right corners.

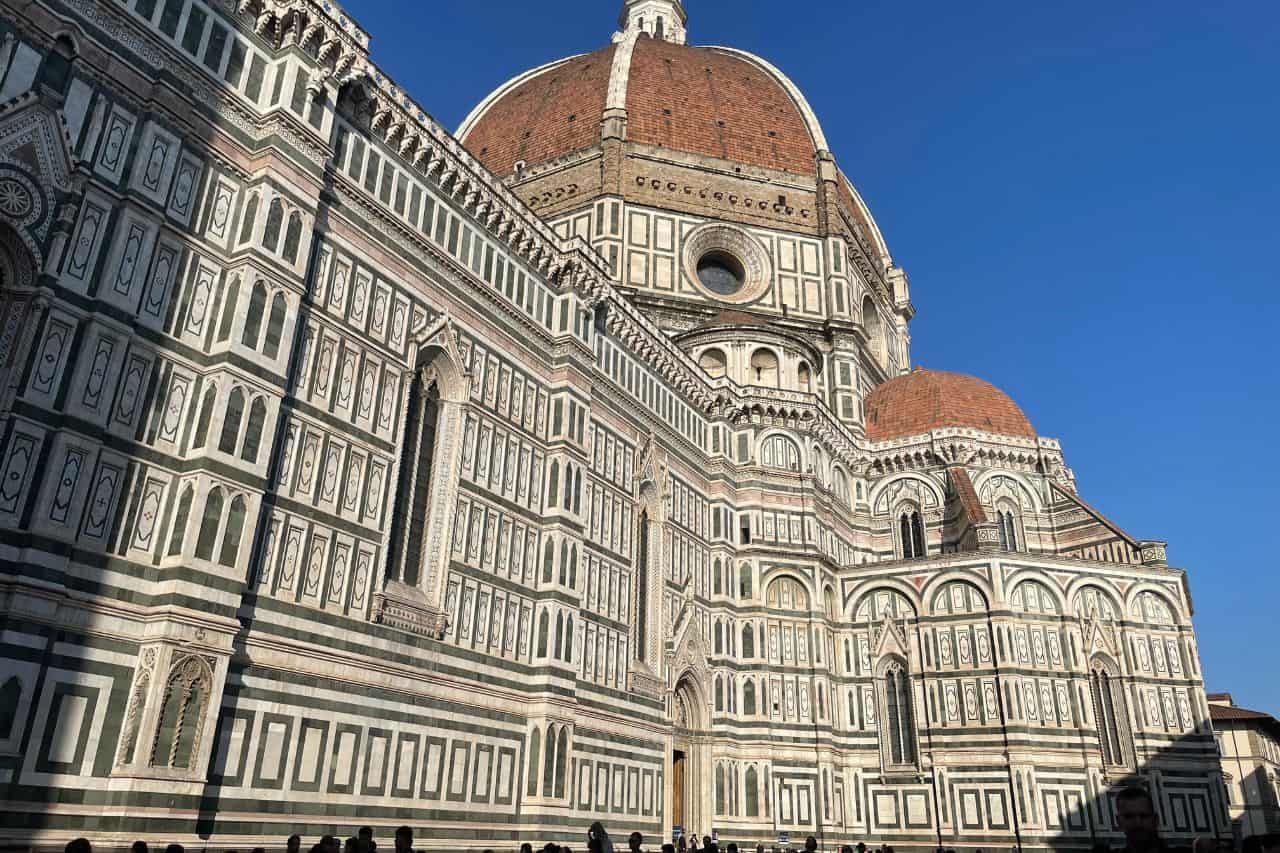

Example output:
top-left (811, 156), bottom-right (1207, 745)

top-left (696, 250), bottom-right (746, 295)
top-left (683, 224), bottom-right (772, 304)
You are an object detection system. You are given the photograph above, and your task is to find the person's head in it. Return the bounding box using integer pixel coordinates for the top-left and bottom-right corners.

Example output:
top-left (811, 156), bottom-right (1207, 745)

top-left (543, 844), bottom-right (559, 853)
top-left (288, 837), bottom-right (302, 853)
top-left (394, 827), bottom-right (413, 853)
top-left (1116, 786), bottom-right (1160, 848)
top-left (662, 846), bottom-right (675, 853)
top-left (345, 839), bottom-right (359, 853)
top-left (629, 833), bottom-right (644, 853)
top-left (856, 845), bottom-right (866, 853)
top-left (131, 842), bottom-right (148, 853)
top-left (165, 845), bottom-right (184, 853)
top-left (521, 844), bottom-right (533, 853)
top-left (66, 840), bottom-right (91, 853)
top-left (804, 839), bottom-right (817, 853)
top-left (702, 839), bottom-right (711, 851)
top-left (358, 829), bottom-right (374, 843)
top-left (727, 845), bottom-right (738, 853)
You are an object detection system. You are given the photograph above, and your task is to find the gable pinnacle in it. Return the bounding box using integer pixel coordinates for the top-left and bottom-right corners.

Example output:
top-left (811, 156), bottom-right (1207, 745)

top-left (616, 0), bottom-right (688, 44)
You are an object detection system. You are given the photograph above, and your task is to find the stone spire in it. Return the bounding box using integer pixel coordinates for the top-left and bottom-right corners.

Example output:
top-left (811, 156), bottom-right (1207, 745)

top-left (615, 0), bottom-right (688, 44)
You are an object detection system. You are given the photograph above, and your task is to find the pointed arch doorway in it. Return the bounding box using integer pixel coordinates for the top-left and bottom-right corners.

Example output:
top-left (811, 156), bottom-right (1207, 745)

top-left (671, 673), bottom-right (710, 840)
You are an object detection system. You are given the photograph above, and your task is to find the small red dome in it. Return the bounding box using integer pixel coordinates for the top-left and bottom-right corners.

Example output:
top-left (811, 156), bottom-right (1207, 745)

top-left (865, 368), bottom-right (1036, 441)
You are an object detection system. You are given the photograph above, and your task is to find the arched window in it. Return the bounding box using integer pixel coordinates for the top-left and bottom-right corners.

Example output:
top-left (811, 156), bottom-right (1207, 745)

top-left (997, 507), bottom-right (1020, 551)
top-left (742, 624), bottom-right (755, 658)
top-left (573, 468), bottom-right (582, 514)
top-left (562, 464), bottom-right (573, 510)
top-left (861, 295), bottom-right (883, 360)
top-left (564, 616), bottom-right (574, 663)
top-left (192, 387), bottom-right (216, 449)
top-left (216, 276), bottom-right (240, 343)
top-left (238, 193), bottom-right (259, 245)
top-left (1090, 658), bottom-right (1128, 767)
top-left (167, 486), bottom-right (193, 556)
top-left (824, 586), bottom-right (837, 620)
top-left (537, 611), bottom-right (549, 657)
top-left (743, 680), bottom-right (756, 716)
top-left (240, 398), bottom-right (266, 464)
top-left (262, 198), bottom-right (284, 251)
top-left (880, 658), bottom-right (916, 767)
top-left (526, 728), bottom-right (541, 796)
top-left (218, 496), bottom-right (246, 567)
top-left (739, 563), bottom-right (752, 599)
top-left (150, 656), bottom-right (211, 770)
top-left (833, 467), bottom-right (851, 506)
top-left (547, 461), bottom-right (559, 508)
top-left (749, 349), bottom-right (779, 386)
top-left (798, 361), bottom-right (812, 392)
top-left (760, 434), bottom-right (800, 471)
top-left (567, 545), bottom-right (578, 590)
top-left (714, 675), bottom-right (724, 711)
top-left (542, 724), bottom-right (557, 795)
top-left (745, 766), bottom-right (759, 816)
top-left (42, 34), bottom-right (76, 94)
top-left (899, 509), bottom-right (925, 559)
top-left (0, 675), bottom-right (21, 739)
top-left (715, 763), bottom-right (726, 814)
top-left (263, 293), bottom-right (287, 359)
top-left (219, 388), bottom-right (244, 454)
top-left (385, 377), bottom-right (440, 587)
top-left (699, 348), bottom-right (727, 379)
top-left (714, 621), bottom-right (724, 655)
top-left (554, 613), bottom-right (565, 660)
top-left (282, 212), bottom-right (303, 263)
top-left (713, 558), bottom-right (723, 595)
top-left (559, 541), bottom-right (569, 586)
top-left (242, 283), bottom-right (266, 348)
top-left (553, 726), bottom-right (568, 798)
top-left (194, 488), bottom-right (223, 561)
top-left (542, 539), bottom-right (556, 585)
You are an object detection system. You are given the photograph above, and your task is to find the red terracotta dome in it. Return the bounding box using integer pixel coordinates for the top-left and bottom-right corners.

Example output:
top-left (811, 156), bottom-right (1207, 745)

top-left (459, 37), bottom-right (826, 177)
top-left (865, 368), bottom-right (1036, 441)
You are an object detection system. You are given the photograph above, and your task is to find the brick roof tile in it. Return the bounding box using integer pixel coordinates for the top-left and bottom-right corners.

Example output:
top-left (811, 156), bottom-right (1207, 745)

top-left (866, 367), bottom-right (1036, 442)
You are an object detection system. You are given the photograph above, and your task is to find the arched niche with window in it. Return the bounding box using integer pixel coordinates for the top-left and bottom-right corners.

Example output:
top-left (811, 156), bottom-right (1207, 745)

top-left (797, 361), bottom-right (812, 393)
top-left (833, 467), bottom-right (851, 507)
top-left (748, 348), bottom-right (779, 386)
top-left (861, 294), bottom-right (884, 362)
top-left (765, 575), bottom-right (810, 612)
top-left (381, 332), bottom-right (470, 623)
top-left (1089, 655), bottom-right (1131, 768)
top-left (738, 562), bottom-right (753, 600)
top-left (150, 655), bottom-right (214, 772)
top-left (877, 656), bottom-right (918, 769)
top-left (995, 501), bottom-right (1022, 551)
top-left (698, 347), bottom-right (727, 379)
top-left (760, 433), bottom-right (800, 472)
top-left (533, 722), bottom-right (570, 800)
top-left (896, 504), bottom-right (926, 559)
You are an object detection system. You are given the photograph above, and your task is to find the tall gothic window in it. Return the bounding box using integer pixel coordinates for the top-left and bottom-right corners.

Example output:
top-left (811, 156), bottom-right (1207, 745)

top-left (385, 375), bottom-right (441, 587)
top-left (635, 510), bottom-right (648, 661)
top-left (760, 434), bottom-right (800, 471)
top-left (997, 507), bottom-right (1020, 551)
top-left (1090, 658), bottom-right (1128, 767)
top-left (899, 509), bottom-right (925, 559)
top-left (880, 658), bottom-right (917, 767)
top-left (150, 656), bottom-right (212, 770)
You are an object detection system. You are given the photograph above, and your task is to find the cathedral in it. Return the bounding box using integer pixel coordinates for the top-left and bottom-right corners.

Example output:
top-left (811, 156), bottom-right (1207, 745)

top-left (0, 0), bottom-right (1228, 850)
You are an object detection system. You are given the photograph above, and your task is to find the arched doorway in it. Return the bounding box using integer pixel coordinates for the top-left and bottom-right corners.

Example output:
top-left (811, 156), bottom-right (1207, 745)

top-left (671, 673), bottom-right (709, 840)
top-left (0, 222), bottom-right (39, 421)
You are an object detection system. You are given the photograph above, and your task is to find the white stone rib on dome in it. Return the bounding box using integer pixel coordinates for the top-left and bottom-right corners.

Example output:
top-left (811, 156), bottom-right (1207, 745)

top-left (840, 172), bottom-right (893, 266)
top-left (456, 54), bottom-right (583, 139)
top-left (704, 46), bottom-right (830, 153)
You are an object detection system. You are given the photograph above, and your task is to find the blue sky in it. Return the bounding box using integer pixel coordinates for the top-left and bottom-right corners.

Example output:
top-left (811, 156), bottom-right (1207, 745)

top-left (350, 1), bottom-right (1280, 710)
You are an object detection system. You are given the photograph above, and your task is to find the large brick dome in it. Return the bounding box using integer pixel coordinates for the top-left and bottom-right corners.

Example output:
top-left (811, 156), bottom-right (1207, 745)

top-left (865, 367), bottom-right (1036, 441)
top-left (459, 37), bottom-right (827, 177)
